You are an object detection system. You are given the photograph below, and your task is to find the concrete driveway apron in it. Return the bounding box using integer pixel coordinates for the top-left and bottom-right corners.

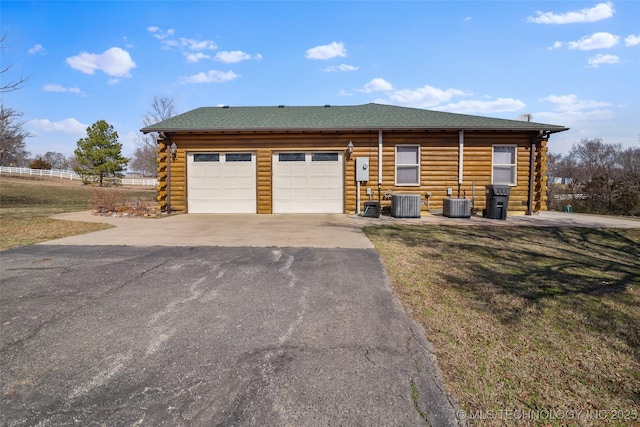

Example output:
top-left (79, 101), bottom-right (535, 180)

top-left (1, 213), bottom-right (461, 426)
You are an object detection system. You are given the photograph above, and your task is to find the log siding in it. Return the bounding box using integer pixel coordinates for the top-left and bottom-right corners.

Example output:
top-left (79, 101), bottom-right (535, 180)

top-left (156, 130), bottom-right (550, 215)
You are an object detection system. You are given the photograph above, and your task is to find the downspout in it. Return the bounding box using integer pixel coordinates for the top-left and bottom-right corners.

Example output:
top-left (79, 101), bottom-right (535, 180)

top-left (166, 134), bottom-right (172, 214)
top-left (458, 130), bottom-right (464, 197)
top-left (378, 130), bottom-right (383, 205)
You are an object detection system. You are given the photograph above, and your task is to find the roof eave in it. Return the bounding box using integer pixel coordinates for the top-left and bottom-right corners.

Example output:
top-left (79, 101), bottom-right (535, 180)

top-left (142, 125), bottom-right (570, 134)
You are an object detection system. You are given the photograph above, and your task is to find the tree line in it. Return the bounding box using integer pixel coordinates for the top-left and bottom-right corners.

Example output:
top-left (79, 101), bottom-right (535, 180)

top-left (548, 138), bottom-right (640, 216)
top-left (1, 97), bottom-right (175, 184)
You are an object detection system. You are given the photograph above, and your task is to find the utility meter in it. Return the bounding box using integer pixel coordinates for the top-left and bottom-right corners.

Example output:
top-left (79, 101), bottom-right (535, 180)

top-left (355, 157), bottom-right (370, 182)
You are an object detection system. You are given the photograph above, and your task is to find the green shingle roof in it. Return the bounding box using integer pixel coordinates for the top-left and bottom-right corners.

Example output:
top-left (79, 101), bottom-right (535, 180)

top-left (141, 103), bottom-right (568, 134)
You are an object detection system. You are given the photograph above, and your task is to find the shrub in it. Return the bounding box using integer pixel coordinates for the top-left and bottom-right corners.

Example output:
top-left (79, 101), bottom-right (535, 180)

top-left (89, 188), bottom-right (124, 214)
top-left (29, 157), bottom-right (52, 170)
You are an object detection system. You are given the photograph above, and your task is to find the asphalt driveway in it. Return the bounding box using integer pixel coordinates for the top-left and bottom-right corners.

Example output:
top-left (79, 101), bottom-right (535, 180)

top-left (1, 244), bottom-right (460, 425)
top-left (6, 210), bottom-right (634, 425)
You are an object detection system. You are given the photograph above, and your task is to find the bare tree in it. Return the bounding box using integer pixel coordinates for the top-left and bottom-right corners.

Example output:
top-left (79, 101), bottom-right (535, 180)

top-left (616, 147), bottom-right (640, 215)
top-left (571, 138), bottom-right (621, 212)
top-left (130, 96), bottom-right (177, 176)
top-left (0, 105), bottom-right (31, 166)
top-left (551, 139), bottom-right (640, 215)
top-left (41, 151), bottom-right (72, 169)
top-left (1, 35), bottom-right (28, 93)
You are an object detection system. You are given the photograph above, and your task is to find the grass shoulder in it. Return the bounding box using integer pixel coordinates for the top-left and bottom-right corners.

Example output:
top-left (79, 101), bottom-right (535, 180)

top-left (364, 225), bottom-right (639, 426)
top-left (0, 175), bottom-right (155, 250)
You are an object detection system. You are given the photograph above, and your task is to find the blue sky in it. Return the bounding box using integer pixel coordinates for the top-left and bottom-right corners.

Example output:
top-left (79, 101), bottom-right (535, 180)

top-left (2, 1), bottom-right (639, 160)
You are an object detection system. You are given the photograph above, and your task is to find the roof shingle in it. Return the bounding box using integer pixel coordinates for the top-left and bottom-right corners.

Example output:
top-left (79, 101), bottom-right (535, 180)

top-left (141, 103), bottom-right (568, 133)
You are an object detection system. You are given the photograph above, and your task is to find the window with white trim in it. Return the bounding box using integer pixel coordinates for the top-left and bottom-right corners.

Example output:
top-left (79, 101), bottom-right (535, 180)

top-left (278, 153), bottom-right (305, 162)
top-left (225, 153), bottom-right (252, 162)
top-left (395, 145), bottom-right (420, 186)
top-left (311, 152), bottom-right (339, 162)
top-left (193, 153), bottom-right (219, 162)
top-left (492, 145), bottom-right (517, 185)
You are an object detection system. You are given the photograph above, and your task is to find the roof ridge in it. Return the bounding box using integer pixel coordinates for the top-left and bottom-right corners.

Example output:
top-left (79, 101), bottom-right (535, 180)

top-left (142, 103), bottom-right (569, 134)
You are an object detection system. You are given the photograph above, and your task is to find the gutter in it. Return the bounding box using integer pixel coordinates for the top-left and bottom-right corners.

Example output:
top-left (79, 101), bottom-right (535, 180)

top-left (141, 125), bottom-right (570, 135)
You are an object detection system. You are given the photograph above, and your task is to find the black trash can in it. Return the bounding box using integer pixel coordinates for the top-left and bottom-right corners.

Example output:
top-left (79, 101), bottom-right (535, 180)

top-left (483, 185), bottom-right (510, 220)
top-left (363, 201), bottom-right (380, 218)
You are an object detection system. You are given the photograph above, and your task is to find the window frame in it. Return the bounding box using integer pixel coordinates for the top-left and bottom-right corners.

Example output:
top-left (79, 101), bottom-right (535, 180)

top-left (311, 152), bottom-right (339, 162)
top-left (193, 153), bottom-right (220, 162)
top-left (225, 153), bottom-right (252, 162)
top-left (278, 152), bottom-right (306, 162)
top-left (491, 144), bottom-right (517, 186)
top-left (395, 145), bottom-right (420, 186)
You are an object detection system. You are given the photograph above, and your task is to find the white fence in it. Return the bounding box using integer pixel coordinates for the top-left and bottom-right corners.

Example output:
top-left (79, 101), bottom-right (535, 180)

top-left (0, 166), bottom-right (158, 187)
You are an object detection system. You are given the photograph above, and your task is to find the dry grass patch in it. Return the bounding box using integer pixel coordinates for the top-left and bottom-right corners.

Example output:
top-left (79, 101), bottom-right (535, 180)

top-left (1, 217), bottom-right (111, 250)
top-left (365, 225), bottom-right (639, 426)
top-left (0, 175), bottom-right (155, 250)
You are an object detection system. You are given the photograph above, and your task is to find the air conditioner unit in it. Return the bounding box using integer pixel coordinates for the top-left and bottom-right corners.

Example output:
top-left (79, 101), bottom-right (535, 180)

top-left (391, 194), bottom-right (421, 218)
top-left (443, 198), bottom-right (471, 218)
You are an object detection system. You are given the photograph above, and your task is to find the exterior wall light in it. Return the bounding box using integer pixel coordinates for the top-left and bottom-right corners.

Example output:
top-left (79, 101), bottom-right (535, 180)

top-left (170, 142), bottom-right (178, 160)
top-left (346, 140), bottom-right (354, 159)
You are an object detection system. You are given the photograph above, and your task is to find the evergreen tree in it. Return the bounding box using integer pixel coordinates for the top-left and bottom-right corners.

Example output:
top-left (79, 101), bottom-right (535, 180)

top-left (73, 120), bottom-right (129, 186)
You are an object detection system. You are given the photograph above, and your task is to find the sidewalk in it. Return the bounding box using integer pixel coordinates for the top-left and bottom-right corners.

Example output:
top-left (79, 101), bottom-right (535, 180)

top-left (350, 210), bottom-right (640, 228)
top-left (43, 209), bottom-right (639, 248)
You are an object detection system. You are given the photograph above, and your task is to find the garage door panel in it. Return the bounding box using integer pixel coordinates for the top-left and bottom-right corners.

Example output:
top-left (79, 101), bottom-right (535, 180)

top-left (273, 152), bottom-right (343, 213)
top-left (187, 153), bottom-right (256, 213)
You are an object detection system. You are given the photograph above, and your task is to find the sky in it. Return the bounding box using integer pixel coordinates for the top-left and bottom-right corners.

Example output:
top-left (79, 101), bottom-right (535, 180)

top-left (2, 0), bottom-right (639, 161)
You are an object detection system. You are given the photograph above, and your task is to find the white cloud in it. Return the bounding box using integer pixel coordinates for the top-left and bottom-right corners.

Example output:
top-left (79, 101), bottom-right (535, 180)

top-left (107, 78), bottom-right (120, 85)
top-left (119, 130), bottom-right (140, 159)
top-left (542, 94), bottom-right (611, 112)
top-left (323, 64), bottom-right (358, 72)
top-left (186, 52), bottom-right (211, 63)
top-left (361, 78), bottom-right (393, 93)
top-left (66, 47), bottom-right (137, 77)
top-left (28, 44), bottom-right (45, 54)
top-left (569, 32), bottom-right (619, 50)
top-left (535, 94), bottom-right (617, 153)
top-left (214, 51), bottom-right (263, 63)
top-left (42, 84), bottom-right (83, 94)
top-left (625, 34), bottom-right (640, 47)
top-left (527, 2), bottom-right (614, 24)
top-left (369, 82), bottom-right (524, 113)
top-left (148, 26), bottom-right (175, 41)
top-left (464, 16), bottom-right (472, 22)
top-left (148, 26), bottom-right (218, 64)
top-left (305, 42), bottom-right (346, 60)
top-left (378, 84), bottom-right (468, 108)
top-left (177, 38), bottom-right (217, 51)
top-left (587, 53), bottom-right (620, 67)
top-left (550, 32), bottom-right (619, 51)
top-left (180, 70), bottom-right (240, 84)
top-left (27, 118), bottom-right (87, 135)
top-left (548, 41), bottom-right (563, 50)
top-left (438, 98), bottom-right (526, 114)
top-left (154, 35), bottom-right (217, 51)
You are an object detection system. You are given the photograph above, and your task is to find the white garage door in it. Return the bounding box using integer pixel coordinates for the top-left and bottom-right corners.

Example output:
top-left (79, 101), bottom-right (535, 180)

top-left (187, 152), bottom-right (256, 213)
top-left (273, 152), bottom-right (343, 213)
